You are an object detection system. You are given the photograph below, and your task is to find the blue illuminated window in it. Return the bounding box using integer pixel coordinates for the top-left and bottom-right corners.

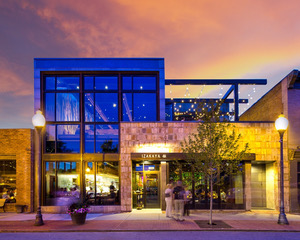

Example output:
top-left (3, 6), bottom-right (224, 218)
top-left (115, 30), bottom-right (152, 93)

top-left (85, 124), bottom-right (94, 153)
top-left (122, 93), bottom-right (133, 121)
top-left (45, 93), bottom-right (55, 121)
top-left (57, 125), bottom-right (80, 153)
top-left (84, 124), bottom-right (119, 153)
top-left (57, 76), bottom-right (80, 90)
top-left (133, 93), bottom-right (156, 121)
top-left (56, 93), bottom-right (80, 121)
top-left (95, 76), bottom-right (118, 90)
top-left (84, 93), bottom-right (94, 122)
top-left (121, 75), bottom-right (157, 121)
top-left (46, 124), bottom-right (80, 153)
top-left (133, 76), bottom-right (156, 90)
top-left (95, 93), bottom-right (118, 122)
top-left (45, 77), bottom-right (55, 90)
top-left (96, 124), bottom-right (118, 153)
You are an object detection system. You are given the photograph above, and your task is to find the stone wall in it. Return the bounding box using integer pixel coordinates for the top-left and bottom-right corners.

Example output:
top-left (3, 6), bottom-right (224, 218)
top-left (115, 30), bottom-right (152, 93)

top-left (0, 129), bottom-right (34, 212)
top-left (120, 122), bottom-right (288, 211)
top-left (239, 83), bottom-right (283, 122)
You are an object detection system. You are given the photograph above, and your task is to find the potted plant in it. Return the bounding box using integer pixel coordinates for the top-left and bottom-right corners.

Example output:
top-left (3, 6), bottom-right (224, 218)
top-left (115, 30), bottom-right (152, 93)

top-left (67, 201), bottom-right (90, 225)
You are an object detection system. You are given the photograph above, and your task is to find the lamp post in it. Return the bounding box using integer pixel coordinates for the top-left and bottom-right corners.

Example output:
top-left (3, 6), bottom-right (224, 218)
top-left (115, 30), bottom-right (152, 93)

top-left (32, 110), bottom-right (46, 226)
top-left (275, 114), bottom-right (289, 225)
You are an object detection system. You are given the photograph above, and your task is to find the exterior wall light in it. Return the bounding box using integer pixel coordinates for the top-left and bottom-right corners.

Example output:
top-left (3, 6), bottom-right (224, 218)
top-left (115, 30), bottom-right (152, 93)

top-left (32, 110), bottom-right (46, 226)
top-left (275, 114), bottom-right (289, 225)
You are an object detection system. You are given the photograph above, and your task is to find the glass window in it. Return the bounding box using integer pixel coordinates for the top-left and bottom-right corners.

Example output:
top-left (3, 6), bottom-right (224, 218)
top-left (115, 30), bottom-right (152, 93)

top-left (84, 93), bottom-right (94, 122)
top-left (95, 93), bottom-right (118, 122)
top-left (0, 160), bottom-right (16, 203)
top-left (122, 76), bottom-right (132, 90)
top-left (57, 125), bottom-right (80, 153)
top-left (45, 162), bottom-right (56, 205)
top-left (85, 161), bottom-right (120, 206)
top-left (46, 124), bottom-right (56, 153)
top-left (122, 93), bottom-right (133, 121)
top-left (133, 76), bottom-right (156, 90)
top-left (84, 125), bottom-right (94, 153)
top-left (96, 162), bottom-right (120, 205)
top-left (133, 93), bottom-right (157, 121)
top-left (45, 76), bottom-right (55, 90)
top-left (95, 76), bottom-right (118, 90)
top-left (85, 162), bottom-right (95, 203)
top-left (45, 93), bottom-right (55, 121)
top-left (44, 161), bottom-right (81, 206)
top-left (84, 76), bottom-right (94, 90)
top-left (56, 93), bottom-right (80, 121)
top-left (96, 124), bottom-right (119, 153)
top-left (57, 76), bottom-right (80, 90)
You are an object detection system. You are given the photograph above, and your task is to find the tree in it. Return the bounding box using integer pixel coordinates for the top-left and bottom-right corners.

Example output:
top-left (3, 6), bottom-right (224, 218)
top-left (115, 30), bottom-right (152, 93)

top-left (180, 100), bottom-right (249, 225)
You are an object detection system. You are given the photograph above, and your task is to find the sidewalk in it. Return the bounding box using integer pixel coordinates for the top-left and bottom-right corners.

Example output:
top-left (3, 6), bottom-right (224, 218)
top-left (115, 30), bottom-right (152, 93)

top-left (0, 209), bottom-right (300, 232)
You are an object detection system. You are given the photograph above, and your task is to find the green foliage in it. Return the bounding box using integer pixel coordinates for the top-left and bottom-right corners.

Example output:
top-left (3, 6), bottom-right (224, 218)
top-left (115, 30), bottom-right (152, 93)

top-left (180, 100), bottom-right (249, 224)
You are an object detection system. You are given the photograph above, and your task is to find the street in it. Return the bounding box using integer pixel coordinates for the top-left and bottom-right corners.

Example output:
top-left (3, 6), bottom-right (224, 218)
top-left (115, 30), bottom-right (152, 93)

top-left (0, 231), bottom-right (299, 240)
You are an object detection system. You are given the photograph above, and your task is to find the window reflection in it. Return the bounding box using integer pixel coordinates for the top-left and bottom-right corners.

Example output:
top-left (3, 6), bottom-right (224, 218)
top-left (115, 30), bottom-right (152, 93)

top-left (45, 162), bottom-right (80, 206)
top-left (84, 76), bottom-right (94, 90)
top-left (96, 125), bottom-right (119, 153)
top-left (133, 76), bottom-right (156, 90)
top-left (45, 93), bottom-right (55, 121)
top-left (56, 93), bottom-right (79, 122)
top-left (95, 76), bottom-right (118, 90)
top-left (45, 76), bottom-right (55, 90)
top-left (57, 76), bottom-right (80, 90)
top-left (57, 125), bottom-right (80, 153)
top-left (95, 93), bottom-right (118, 122)
top-left (122, 93), bottom-right (132, 121)
top-left (85, 93), bottom-right (94, 122)
top-left (122, 76), bottom-right (132, 90)
top-left (46, 125), bottom-right (56, 153)
top-left (133, 93), bottom-right (156, 121)
top-left (85, 125), bottom-right (94, 153)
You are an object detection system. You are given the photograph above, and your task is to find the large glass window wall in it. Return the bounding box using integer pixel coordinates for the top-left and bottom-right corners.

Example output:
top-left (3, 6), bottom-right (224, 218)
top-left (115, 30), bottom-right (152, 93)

top-left (43, 73), bottom-right (158, 155)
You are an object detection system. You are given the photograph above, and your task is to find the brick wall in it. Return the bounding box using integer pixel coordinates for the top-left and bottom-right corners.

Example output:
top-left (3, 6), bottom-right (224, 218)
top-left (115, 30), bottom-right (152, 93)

top-left (0, 129), bottom-right (34, 212)
top-left (239, 83), bottom-right (283, 122)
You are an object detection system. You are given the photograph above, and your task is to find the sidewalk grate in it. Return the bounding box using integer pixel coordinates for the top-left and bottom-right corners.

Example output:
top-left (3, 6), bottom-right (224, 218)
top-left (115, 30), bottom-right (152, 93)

top-left (194, 220), bottom-right (232, 229)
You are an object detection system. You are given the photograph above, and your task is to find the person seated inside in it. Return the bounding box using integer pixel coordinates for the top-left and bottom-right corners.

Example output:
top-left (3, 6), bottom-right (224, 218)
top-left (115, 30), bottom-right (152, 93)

top-left (2, 191), bottom-right (11, 202)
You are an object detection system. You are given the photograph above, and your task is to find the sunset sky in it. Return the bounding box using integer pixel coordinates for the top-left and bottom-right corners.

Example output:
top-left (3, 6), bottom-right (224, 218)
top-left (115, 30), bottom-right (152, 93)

top-left (1, 0), bottom-right (300, 128)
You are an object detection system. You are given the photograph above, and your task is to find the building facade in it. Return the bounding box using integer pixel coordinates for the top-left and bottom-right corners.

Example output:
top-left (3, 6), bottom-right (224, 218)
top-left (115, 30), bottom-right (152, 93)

top-left (2, 58), bottom-right (297, 213)
top-left (240, 69), bottom-right (300, 212)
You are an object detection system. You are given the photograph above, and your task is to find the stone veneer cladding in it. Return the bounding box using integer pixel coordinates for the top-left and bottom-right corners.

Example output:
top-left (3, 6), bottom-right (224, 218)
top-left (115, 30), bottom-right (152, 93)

top-left (120, 122), bottom-right (287, 212)
top-left (0, 129), bottom-right (34, 212)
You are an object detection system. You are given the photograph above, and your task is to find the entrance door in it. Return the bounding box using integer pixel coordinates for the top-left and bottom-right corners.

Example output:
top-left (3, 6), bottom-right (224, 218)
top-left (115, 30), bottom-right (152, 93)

top-left (251, 164), bottom-right (266, 207)
top-left (144, 173), bottom-right (159, 208)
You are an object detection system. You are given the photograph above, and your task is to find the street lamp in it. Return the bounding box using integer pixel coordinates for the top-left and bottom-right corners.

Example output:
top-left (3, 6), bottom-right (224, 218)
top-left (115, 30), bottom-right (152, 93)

top-left (32, 110), bottom-right (46, 226)
top-left (275, 114), bottom-right (289, 225)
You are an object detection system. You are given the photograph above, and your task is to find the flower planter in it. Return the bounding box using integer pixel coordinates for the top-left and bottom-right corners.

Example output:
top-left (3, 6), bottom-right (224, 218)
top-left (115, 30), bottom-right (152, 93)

top-left (71, 212), bottom-right (87, 225)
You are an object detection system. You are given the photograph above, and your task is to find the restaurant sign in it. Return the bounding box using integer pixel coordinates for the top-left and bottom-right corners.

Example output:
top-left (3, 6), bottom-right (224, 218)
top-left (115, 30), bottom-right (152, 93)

top-left (131, 153), bottom-right (184, 161)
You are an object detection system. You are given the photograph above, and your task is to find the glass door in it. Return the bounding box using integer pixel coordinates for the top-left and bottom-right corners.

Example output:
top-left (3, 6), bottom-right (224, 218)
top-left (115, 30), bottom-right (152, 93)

top-left (132, 162), bottom-right (160, 209)
top-left (144, 173), bottom-right (159, 208)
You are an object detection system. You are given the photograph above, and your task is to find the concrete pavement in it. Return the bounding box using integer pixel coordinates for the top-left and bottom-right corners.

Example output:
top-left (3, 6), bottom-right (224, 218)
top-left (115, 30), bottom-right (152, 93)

top-left (0, 209), bottom-right (300, 232)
